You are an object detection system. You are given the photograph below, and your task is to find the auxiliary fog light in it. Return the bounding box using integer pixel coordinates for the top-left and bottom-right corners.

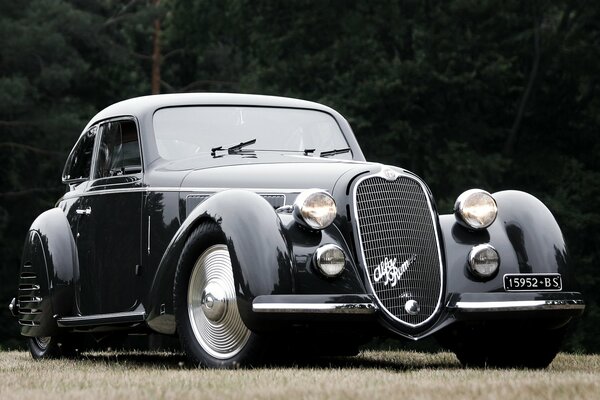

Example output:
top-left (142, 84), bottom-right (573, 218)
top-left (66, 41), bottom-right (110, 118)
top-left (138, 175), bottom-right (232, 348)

top-left (454, 189), bottom-right (498, 230)
top-left (468, 244), bottom-right (500, 278)
top-left (315, 244), bottom-right (346, 277)
top-left (293, 189), bottom-right (337, 230)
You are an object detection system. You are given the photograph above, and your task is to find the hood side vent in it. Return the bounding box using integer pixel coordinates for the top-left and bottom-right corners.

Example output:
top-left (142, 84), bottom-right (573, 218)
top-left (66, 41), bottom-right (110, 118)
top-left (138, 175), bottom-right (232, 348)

top-left (186, 193), bottom-right (285, 216)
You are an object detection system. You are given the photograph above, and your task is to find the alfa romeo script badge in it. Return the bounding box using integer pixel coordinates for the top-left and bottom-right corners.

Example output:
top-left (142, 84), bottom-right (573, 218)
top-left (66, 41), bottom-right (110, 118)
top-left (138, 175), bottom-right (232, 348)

top-left (373, 255), bottom-right (417, 287)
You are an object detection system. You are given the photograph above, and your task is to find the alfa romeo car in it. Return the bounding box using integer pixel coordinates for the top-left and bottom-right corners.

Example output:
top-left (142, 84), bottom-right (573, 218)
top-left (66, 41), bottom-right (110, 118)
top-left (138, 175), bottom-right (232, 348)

top-left (9, 93), bottom-right (585, 368)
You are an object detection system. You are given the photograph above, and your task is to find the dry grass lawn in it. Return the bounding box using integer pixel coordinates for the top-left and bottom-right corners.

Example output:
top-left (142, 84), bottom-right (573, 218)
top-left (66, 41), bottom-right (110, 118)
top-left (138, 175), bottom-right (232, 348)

top-left (1, 350), bottom-right (599, 400)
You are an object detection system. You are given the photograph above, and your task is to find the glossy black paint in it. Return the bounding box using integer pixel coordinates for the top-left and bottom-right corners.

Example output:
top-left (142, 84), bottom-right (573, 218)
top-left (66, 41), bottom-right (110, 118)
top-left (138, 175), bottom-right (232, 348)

top-left (146, 189), bottom-right (294, 333)
top-left (77, 176), bottom-right (144, 315)
top-left (13, 93), bottom-right (584, 346)
top-left (440, 190), bottom-right (570, 297)
top-left (19, 208), bottom-right (77, 337)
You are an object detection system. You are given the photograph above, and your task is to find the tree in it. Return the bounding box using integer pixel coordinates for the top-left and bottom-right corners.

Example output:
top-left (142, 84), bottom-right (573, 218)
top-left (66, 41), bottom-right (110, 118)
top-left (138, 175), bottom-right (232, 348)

top-left (0, 0), bottom-right (155, 347)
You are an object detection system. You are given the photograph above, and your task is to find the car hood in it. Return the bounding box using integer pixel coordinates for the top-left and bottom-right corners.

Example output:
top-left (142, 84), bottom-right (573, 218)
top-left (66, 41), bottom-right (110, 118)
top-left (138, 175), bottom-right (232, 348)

top-left (180, 158), bottom-right (372, 192)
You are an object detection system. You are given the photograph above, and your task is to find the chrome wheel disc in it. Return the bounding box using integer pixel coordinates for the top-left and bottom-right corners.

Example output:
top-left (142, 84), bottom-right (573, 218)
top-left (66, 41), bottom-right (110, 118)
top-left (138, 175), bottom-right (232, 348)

top-left (35, 336), bottom-right (51, 350)
top-left (187, 244), bottom-right (250, 359)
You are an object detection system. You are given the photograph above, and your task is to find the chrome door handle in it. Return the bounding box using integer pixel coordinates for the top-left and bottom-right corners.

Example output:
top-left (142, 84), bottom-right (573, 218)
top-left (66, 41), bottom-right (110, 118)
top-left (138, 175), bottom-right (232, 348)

top-left (75, 207), bottom-right (92, 216)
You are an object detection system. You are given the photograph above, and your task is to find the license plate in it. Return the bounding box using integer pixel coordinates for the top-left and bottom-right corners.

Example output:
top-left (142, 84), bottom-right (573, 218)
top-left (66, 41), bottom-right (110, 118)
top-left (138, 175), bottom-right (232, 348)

top-left (503, 274), bottom-right (562, 291)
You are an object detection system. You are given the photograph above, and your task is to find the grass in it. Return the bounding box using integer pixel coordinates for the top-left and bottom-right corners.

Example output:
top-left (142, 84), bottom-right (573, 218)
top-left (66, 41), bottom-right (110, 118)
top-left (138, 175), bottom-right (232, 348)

top-left (1, 350), bottom-right (599, 400)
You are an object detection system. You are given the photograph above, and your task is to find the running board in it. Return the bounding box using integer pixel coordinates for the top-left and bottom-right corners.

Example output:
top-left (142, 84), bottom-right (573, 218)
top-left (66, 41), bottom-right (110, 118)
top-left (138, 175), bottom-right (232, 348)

top-left (57, 308), bottom-right (146, 328)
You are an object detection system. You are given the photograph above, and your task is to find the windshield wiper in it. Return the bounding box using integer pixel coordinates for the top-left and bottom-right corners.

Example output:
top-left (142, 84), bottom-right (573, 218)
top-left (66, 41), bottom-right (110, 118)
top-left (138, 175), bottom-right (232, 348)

top-left (320, 148), bottom-right (350, 158)
top-left (211, 139), bottom-right (256, 157)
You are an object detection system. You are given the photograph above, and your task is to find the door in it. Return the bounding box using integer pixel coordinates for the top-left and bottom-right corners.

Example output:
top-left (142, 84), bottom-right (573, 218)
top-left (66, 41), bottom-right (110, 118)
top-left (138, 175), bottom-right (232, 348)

top-left (75, 119), bottom-right (144, 315)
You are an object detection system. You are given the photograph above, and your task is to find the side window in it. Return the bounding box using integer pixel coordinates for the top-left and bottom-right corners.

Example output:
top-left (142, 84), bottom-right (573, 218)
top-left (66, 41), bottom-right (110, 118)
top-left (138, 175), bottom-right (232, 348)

top-left (63, 126), bottom-right (97, 182)
top-left (94, 120), bottom-right (142, 178)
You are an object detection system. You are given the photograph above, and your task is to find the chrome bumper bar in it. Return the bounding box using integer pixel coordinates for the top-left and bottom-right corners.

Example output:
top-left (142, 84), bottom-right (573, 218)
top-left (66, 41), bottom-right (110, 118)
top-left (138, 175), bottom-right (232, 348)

top-left (446, 292), bottom-right (585, 315)
top-left (452, 299), bottom-right (585, 312)
top-left (252, 294), bottom-right (378, 314)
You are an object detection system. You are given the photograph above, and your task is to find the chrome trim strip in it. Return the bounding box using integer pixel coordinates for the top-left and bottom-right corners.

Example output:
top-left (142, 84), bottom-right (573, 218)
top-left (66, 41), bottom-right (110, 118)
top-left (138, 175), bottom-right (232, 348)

top-left (18, 309), bottom-right (42, 315)
top-left (57, 310), bottom-right (146, 327)
top-left (61, 187), bottom-right (308, 199)
top-left (453, 299), bottom-right (586, 312)
top-left (147, 215), bottom-right (151, 255)
top-left (18, 284), bottom-right (40, 291)
top-left (351, 168), bottom-right (445, 328)
top-left (63, 188), bottom-right (147, 198)
top-left (87, 179), bottom-right (143, 191)
top-left (252, 302), bottom-right (378, 314)
top-left (149, 187), bottom-right (309, 193)
top-left (18, 320), bottom-right (40, 326)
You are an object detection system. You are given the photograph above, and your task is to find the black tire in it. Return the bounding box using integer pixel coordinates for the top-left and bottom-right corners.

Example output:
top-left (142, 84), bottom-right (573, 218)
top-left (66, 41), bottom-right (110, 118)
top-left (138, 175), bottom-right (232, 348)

top-left (440, 324), bottom-right (566, 369)
top-left (174, 221), bottom-right (264, 368)
top-left (27, 335), bottom-right (80, 360)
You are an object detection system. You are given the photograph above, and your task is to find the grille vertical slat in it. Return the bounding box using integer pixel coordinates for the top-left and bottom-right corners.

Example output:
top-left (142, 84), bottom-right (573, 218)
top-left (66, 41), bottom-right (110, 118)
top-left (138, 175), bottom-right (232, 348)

top-left (354, 175), bottom-right (443, 326)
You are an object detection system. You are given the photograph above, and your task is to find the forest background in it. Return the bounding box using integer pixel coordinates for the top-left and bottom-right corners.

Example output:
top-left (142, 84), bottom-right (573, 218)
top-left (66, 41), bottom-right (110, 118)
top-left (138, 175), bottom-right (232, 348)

top-left (0, 0), bottom-right (598, 352)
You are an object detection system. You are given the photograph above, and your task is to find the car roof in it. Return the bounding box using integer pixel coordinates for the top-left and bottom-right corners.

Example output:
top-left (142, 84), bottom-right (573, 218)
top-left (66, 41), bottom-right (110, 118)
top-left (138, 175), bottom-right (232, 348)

top-left (85, 93), bottom-right (340, 130)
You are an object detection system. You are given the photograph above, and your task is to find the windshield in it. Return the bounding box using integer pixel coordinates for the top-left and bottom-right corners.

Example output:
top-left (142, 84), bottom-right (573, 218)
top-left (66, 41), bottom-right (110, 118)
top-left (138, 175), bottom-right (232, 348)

top-left (153, 106), bottom-right (352, 161)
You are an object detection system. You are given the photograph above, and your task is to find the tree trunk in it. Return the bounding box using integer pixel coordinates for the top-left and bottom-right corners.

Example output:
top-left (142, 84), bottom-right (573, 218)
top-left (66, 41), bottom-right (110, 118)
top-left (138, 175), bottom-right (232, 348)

top-left (151, 0), bottom-right (161, 94)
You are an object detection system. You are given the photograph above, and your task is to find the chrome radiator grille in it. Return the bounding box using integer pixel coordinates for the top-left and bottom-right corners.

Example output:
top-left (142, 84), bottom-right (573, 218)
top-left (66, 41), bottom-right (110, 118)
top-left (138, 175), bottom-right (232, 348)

top-left (354, 174), bottom-right (443, 326)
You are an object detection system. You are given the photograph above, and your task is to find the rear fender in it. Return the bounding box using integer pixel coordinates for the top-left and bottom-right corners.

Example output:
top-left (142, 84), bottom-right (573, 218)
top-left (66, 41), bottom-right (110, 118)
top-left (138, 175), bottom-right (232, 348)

top-left (17, 208), bottom-right (77, 337)
top-left (147, 190), bottom-right (294, 334)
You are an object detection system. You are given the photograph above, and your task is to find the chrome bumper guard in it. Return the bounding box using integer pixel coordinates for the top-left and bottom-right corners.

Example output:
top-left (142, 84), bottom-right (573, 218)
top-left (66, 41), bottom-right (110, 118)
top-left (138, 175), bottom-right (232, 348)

top-left (252, 294), bottom-right (378, 314)
top-left (446, 292), bottom-right (585, 314)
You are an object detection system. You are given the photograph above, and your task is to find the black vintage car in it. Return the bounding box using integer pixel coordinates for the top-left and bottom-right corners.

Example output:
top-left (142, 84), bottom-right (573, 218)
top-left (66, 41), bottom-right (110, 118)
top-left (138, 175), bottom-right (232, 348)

top-left (10, 93), bottom-right (585, 368)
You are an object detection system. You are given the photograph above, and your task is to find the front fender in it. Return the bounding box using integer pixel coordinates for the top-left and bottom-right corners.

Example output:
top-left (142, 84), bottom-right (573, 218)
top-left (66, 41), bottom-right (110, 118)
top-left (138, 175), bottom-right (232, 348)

top-left (17, 208), bottom-right (77, 337)
top-left (147, 190), bottom-right (294, 334)
top-left (441, 190), bottom-right (570, 296)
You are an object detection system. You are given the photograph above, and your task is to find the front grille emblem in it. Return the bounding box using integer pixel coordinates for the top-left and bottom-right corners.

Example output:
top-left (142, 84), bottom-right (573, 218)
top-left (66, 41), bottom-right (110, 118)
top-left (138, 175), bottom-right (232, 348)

top-left (383, 168), bottom-right (398, 181)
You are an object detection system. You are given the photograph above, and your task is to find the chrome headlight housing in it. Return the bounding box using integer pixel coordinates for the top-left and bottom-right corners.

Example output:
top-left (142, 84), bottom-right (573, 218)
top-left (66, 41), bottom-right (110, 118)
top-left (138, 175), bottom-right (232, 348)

top-left (315, 244), bottom-right (346, 277)
top-left (454, 189), bottom-right (498, 230)
top-left (293, 189), bottom-right (337, 230)
top-left (468, 244), bottom-right (500, 278)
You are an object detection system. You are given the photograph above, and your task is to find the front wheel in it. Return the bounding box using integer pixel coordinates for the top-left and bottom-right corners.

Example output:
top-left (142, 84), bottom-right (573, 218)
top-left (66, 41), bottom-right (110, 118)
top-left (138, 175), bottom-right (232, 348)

top-left (174, 222), bottom-right (264, 368)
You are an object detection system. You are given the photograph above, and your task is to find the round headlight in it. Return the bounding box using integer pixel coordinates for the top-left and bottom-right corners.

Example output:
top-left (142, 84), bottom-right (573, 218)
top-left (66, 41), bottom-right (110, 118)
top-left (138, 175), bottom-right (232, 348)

top-left (454, 189), bottom-right (498, 230)
top-left (315, 244), bottom-right (346, 277)
top-left (293, 189), bottom-right (337, 230)
top-left (468, 244), bottom-right (500, 278)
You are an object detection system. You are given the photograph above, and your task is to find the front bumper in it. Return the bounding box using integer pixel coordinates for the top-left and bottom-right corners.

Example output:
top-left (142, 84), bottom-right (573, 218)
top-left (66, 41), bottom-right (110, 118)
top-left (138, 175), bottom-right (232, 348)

top-left (252, 291), bottom-right (585, 318)
top-left (446, 291), bottom-right (585, 319)
top-left (250, 292), bottom-right (585, 340)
